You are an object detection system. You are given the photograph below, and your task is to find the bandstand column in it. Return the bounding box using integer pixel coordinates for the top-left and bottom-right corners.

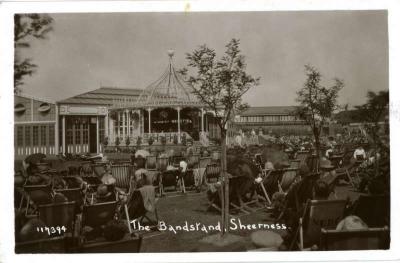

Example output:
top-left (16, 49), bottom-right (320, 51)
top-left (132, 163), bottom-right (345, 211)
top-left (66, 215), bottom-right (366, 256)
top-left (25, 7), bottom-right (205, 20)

top-left (147, 108), bottom-right (152, 133)
top-left (62, 116), bottom-right (66, 154)
top-left (96, 116), bottom-right (100, 153)
top-left (177, 107), bottom-right (181, 143)
top-left (122, 110), bottom-right (126, 140)
top-left (126, 109), bottom-right (130, 138)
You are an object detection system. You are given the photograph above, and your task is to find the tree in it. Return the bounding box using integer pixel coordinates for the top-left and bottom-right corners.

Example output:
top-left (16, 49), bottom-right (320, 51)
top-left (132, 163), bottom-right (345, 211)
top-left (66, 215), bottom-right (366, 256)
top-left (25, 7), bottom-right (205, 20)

top-left (295, 65), bottom-right (344, 170)
top-left (14, 14), bottom-right (53, 94)
top-left (355, 90), bottom-right (389, 176)
top-left (180, 39), bottom-right (260, 235)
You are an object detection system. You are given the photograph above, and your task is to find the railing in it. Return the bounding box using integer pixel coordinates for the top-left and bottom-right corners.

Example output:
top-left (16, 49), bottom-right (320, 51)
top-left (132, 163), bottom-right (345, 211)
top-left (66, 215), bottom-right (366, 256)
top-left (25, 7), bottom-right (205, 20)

top-left (106, 131), bottom-right (193, 146)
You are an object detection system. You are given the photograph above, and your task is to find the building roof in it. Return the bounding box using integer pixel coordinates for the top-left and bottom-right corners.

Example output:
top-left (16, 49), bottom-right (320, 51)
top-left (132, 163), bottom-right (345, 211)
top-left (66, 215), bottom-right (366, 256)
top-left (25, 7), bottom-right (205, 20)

top-left (240, 106), bottom-right (298, 116)
top-left (57, 87), bottom-right (143, 105)
top-left (334, 108), bottom-right (388, 124)
top-left (16, 93), bottom-right (55, 104)
top-left (111, 51), bottom-right (204, 109)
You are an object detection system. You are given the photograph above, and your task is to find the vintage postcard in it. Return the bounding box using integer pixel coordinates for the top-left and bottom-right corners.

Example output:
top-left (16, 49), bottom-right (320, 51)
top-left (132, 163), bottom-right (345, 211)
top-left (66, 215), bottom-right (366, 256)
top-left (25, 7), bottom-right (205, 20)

top-left (1, 0), bottom-right (400, 262)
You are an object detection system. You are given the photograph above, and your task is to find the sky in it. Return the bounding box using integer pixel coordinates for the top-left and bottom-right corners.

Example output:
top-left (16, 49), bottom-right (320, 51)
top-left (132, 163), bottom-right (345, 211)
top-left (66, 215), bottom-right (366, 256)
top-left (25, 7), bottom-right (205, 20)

top-left (18, 10), bottom-right (388, 107)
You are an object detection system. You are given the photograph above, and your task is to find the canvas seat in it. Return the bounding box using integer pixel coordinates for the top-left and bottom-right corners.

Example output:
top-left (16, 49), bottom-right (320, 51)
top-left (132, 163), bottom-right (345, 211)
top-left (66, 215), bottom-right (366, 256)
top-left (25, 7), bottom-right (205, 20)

top-left (320, 227), bottom-right (389, 250)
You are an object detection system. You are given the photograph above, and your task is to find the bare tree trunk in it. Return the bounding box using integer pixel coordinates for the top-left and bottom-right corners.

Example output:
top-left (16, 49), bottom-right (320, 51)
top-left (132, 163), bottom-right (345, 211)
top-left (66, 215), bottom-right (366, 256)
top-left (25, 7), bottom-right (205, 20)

top-left (220, 129), bottom-right (229, 236)
top-left (313, 126), bottom-right (321, 172)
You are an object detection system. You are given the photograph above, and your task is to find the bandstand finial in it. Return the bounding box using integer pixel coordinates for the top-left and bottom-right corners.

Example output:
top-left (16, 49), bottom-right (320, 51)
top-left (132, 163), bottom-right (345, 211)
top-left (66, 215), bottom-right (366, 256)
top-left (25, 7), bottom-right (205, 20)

top-left (167, 49), bottom-right (175, 59)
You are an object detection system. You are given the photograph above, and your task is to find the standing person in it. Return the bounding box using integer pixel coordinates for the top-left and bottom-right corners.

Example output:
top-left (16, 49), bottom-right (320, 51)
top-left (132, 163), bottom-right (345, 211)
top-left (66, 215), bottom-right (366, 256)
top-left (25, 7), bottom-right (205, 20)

top-left (179, 160), bottom-right (188, 193)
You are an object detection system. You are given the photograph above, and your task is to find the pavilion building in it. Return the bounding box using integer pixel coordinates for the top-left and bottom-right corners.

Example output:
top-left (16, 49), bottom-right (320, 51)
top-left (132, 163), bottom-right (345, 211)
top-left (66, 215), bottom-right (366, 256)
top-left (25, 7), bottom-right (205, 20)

top-left (55, 51), bottom-right (220, 155)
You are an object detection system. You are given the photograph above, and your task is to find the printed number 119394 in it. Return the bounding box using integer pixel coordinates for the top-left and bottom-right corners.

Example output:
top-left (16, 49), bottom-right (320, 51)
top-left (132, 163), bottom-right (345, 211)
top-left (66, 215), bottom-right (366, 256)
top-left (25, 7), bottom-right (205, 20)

top-left (36, 226), bottom-right (67, 235)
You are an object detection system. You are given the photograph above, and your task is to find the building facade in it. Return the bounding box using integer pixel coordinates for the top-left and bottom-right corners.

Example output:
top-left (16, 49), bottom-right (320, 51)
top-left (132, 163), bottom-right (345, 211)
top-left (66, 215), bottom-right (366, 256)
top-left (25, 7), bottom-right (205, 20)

top-left (233, 106), bottom-right (311, 135)
top-left (14, 94), bottom-right (57, 159)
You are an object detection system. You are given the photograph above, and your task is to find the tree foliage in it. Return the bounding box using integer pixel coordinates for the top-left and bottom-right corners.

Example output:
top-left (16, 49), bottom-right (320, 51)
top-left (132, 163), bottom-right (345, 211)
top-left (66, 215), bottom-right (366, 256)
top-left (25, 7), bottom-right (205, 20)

top-left (14, 14), bottom-right (53, 94)
top-left (180, 39), bottom-right (260, 134)
top-left (295, 65), bottom-right (344, 162)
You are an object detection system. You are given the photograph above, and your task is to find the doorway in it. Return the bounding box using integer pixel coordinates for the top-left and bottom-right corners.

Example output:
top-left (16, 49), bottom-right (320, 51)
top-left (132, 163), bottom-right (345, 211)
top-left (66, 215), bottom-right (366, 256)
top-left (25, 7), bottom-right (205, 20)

top-left (89, 118), bottom-right (97, 153)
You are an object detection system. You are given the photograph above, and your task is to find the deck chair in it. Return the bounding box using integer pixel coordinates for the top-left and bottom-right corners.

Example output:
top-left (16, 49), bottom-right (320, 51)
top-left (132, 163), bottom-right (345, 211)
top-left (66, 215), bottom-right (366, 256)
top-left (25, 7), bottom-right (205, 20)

top-left (111, 163), bottom-right (134, 193)
top-left (146, 155), bottom-right (157, 171)
top-left (23, 184), bottom-right (53, 216)
top-left (204, 164), bottom-right (223, 212)
top-left (125, 187), bottom-right (159, 232)
top-left (295, 199), bottom-right (347, 250)
top-left (171, 156), bottom-right (185, 167)
top-left (80, 162), bottom-right (94, 177)
top-left (320, 227), bottom-right (390, 250)
top-left (55, 188), bottom-right (83, 212)
top-left (15, 236), bottom-right (67, 253)
top-left (199, 157), bottom-right (212, 169)
top-left (38, 201), bottom-right (76, 238)
top-left (156, 157), bottom-right (169, 172)
top-left (187, 155), bottom-right (200, 170)
top-left (296, 150), bottom-right (310, 167)
top-left (160, 169), bottom-right (179, 195)
top-left (279, 168), bottom-right (299, 193)
top-left (81, 201), bottom-right (118, 239)
top-left (353, 195), bottom-right (390, 227)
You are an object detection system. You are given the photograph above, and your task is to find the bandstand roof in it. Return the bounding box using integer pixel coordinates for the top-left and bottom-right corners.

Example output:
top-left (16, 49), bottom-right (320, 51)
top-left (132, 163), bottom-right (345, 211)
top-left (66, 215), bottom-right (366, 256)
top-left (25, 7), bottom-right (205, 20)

top-left (111, 50), bottom-right (205, 110)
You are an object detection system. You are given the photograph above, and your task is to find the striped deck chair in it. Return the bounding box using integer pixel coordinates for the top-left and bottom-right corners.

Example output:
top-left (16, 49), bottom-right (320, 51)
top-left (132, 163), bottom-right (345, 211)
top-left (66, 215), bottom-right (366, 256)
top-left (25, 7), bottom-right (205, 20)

top-left (156, 157), bottom-right (169, 172)
top-left (110, 163), bottom-right (134, 193)
top-left (146, 155), bottom-right (157, 171)
top-left (204, 164), bottom-right (223, 212)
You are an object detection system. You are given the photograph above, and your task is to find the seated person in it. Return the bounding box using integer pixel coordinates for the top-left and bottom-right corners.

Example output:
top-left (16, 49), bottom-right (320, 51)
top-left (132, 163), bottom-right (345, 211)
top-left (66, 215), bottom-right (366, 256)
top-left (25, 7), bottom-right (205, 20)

top-left (96, 184), bottom-right (116, 203)
top-left (325, 146), bottom-right (334, 158)
top-left (101, 167), bottom-right (116, 185)
top-left (353, 145), bottom-right (366, 161)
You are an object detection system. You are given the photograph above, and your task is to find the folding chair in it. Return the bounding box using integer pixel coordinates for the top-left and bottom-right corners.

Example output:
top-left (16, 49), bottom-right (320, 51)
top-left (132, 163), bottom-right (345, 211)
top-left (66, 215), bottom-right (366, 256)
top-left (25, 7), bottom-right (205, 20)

top-left (125, 187), bottom-right (159, 232)
top-left (199, 157), bottom-right (212, 169)
top-left (23, 184), bottom-right (53, 217)
top-left (353, 194), bottom-right (390, 228)
top-left (111, 163), bottom-right (134, 193)
top-left (156, 156), bottom-right (169, 172)
top-left (295, 199), bottom-right (347, 250)
top-left (279, 168), bottom-right (299, 193)
top-left (38, 201), bottom-right (76, 239)
top-left (55, 188), bottom-right (83, 212)
top-left (81, 201), bottom-right (118, 240)
top-left (160, 169), bottom-right (179, 195)
top-left (80, 162), bottom-right (94, 177)
top-left (204, 164), bottom-right (223, 212)
top-left (320, 226), bottom-right (390, 250)
top-left (187, 155), bottom-right (200, 170)
top-left (146, 155), bottom-right (157, 171)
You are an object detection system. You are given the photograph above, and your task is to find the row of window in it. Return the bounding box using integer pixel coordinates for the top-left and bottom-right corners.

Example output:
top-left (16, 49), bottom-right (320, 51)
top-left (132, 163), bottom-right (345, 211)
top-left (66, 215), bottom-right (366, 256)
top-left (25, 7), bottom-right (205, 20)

top-left (66, 123), bottom-right (89, 145)
top-left (16, 124), bottom-right (55, 147)
top-left (237, 115), bottom-right (297, 123)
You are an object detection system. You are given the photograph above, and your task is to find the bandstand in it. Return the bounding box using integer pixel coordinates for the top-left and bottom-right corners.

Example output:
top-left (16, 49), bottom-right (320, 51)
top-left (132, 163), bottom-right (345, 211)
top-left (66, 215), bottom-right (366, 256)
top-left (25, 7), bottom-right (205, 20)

top-left (106, 50), bottom-right (216, 146)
